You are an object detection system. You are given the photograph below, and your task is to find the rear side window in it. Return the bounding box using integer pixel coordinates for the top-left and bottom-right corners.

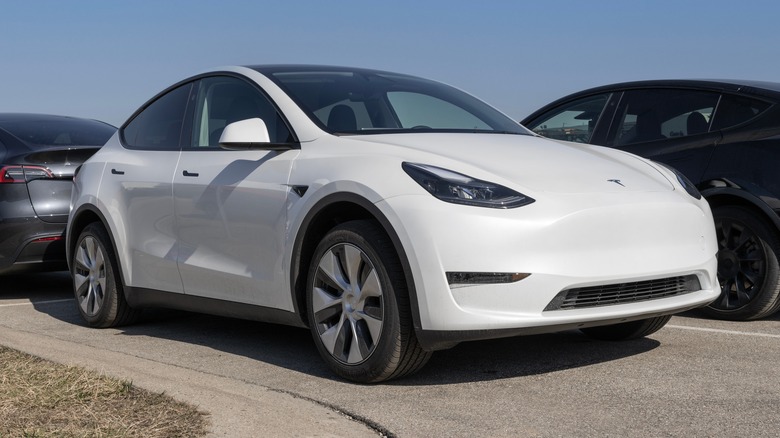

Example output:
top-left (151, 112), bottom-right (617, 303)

top-left (612, 89), bottom-right (719, 146)
top-left (711, 94), bottom-right (771, 130)
top-left (122, 83), bottom-right (193, 150)
top-left (524, 93), bottom-right (610, 143)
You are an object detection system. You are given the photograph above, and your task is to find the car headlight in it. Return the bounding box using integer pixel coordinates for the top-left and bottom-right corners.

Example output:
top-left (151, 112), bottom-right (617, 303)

top-left (658, 163), bottom-right (701, 200)
top-left (402, 162), bottom-right (534, 208)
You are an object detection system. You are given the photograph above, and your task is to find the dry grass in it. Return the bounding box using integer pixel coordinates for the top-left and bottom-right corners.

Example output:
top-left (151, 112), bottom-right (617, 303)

top-left (0, 346), bottom-right (209, 437)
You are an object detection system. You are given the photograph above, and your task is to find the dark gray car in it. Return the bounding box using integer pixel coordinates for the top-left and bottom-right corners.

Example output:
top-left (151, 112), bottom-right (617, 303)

top-left (0, 113), bottom-right (114, 274)
top-left (522, 80), bottom-right (780, 320)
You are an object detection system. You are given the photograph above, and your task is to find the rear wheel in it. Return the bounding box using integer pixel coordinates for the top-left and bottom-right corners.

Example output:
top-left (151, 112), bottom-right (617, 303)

top-left (580, 315), bottom-right (671, 341)
top-left (72, 223), bottom-right (139, 327)
top-left (700, 206), bottom-right (780, 320)
top-left (306, 220), bottom-right (431, 383)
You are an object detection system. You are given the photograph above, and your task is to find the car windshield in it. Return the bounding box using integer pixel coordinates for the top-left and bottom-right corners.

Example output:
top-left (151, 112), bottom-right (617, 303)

top-left (263, 68), bottom-right (529, 135)
top-left (0, 118), bottom-right (115, 147)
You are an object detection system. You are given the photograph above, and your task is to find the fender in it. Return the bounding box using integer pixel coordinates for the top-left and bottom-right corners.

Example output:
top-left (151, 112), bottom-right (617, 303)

top-left (67, 203), bottom-right (145, 303)
top-left (289, 192), bottom-right (424, 333)
top-left (66, 204), bottom-right (120, 271)
top-left (701, 181), bottom-right (780, 231)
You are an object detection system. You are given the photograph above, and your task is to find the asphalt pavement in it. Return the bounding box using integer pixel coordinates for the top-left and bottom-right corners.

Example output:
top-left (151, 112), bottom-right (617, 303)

top-left (2, 271), bottom-right (780, 437)
top-left (0, 272), bottom-right (379, 437)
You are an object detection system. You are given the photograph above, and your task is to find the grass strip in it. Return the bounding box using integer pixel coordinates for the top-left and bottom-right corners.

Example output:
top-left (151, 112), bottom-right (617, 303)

top-left (0, 346), bottom-right (209, 437)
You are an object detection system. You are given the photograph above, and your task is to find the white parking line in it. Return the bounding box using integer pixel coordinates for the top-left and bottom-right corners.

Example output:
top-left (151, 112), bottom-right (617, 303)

top-left (0, 298), bottom-right (74, 308)
top-left (668, 324), bottom-right (780, 339)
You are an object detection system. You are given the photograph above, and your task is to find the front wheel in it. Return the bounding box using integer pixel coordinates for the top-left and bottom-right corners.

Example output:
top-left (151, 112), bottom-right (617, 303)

top-left (700, 206), bottom-right (780, 320)
top-left (72, 223), bottom-right (139, 327)
top-left (580, 315), bottom-right (671, 341)
top-left (306, 220), bottom-right (431, 383)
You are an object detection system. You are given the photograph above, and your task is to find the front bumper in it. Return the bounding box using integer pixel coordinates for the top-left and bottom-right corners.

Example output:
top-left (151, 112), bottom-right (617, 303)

top-left (379, 190), bottom-right (719, 348)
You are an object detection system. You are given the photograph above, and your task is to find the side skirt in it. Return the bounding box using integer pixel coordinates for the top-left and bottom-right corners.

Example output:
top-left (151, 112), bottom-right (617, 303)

top-left (124, 286), bottom-right (307, 328)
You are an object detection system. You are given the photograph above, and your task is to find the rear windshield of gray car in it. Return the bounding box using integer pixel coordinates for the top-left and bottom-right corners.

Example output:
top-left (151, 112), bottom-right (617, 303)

top-left (266, 70), bottom-right (529, 135)
top-left (0, 119), bottom-right (115, 147)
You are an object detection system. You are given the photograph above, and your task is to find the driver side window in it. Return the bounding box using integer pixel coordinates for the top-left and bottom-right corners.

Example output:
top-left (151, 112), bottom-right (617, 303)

top-left (189, 76), bottom-right (292, 149)
top-left (524, 93), bottom-right (610, 143)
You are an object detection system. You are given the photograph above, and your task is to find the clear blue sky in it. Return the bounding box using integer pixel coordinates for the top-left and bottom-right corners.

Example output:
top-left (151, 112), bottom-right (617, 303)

top-left (2, 0), bottom-right (779, 127)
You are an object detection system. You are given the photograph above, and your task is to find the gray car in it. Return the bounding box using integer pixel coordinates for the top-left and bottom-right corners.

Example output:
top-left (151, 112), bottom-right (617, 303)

top-left (0, 113), bottom-right (115, 274)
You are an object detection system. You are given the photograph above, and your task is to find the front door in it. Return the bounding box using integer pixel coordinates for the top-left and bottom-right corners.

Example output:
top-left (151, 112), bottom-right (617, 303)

top-left (173, 75), bottom-right (298, 309)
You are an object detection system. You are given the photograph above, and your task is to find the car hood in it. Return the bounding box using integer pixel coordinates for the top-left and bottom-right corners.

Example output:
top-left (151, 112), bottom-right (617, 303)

top-left (348, 133), bottom-right (674, 194)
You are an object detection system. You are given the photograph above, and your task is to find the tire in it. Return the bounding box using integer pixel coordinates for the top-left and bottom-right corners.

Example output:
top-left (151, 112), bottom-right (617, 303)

top-left (580, 315), bottom-right (672, 341)
top-left (71, 223), bottom-right (140, 328)
top-left (699, 206), bottom-right (780, 321)
top-left (306, 220), bottom-right (431, 383)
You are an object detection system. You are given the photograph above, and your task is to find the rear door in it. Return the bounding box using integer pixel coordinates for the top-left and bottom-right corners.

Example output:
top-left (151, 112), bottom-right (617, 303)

top-left (604, 88), bottom-right (723, 182)
top-left (98, 82), bottom-right (193, 293)
top-left (703, 93), bottom-right (776, 194)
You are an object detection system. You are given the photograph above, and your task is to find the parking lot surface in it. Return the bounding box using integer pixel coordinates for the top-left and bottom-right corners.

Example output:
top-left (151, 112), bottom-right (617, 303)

top-left (2, 272), bottom-right (779, 437)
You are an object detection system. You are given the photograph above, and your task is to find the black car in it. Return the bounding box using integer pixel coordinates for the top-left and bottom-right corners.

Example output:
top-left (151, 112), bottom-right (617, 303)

top-left (522, 80), bottom-right (780, 320)
top-left (0, 114), bottom-right (115, 274)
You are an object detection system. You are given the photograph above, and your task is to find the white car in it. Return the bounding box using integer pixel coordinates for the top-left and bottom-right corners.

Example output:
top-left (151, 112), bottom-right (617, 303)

top-left (67, 65), bottom-right (719, 382)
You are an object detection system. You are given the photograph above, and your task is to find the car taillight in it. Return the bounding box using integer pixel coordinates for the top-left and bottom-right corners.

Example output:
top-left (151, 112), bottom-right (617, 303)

top-left (0, 165), bottom-right (54, 183)
top-left (32, 235), bottom-right (63, 243)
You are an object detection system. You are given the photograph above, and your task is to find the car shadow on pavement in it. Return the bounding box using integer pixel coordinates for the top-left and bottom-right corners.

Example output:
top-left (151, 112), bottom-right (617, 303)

top-left (56, 306), bottom-right (662, 385)
top-left (399, 332), bottom-right (660, 386)
top-left (12, 272), bottom-right (662, 385)
top-left (1, 271), bottom-right (72, 300)
top-left (129, 310), bottom-right (332, 378)
top-left (673, 308), bottom-right (780, 323)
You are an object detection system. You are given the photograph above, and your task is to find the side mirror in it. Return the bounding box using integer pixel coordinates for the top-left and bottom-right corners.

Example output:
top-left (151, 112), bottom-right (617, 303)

top-left (218, 118), bottom-right (297, 151)
top-left (218, 118), bottom-right (270, 147)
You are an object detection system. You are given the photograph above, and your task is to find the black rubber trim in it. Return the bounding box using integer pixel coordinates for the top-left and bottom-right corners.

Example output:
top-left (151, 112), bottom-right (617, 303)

top-left (124, 286), bottom-right (306, 328)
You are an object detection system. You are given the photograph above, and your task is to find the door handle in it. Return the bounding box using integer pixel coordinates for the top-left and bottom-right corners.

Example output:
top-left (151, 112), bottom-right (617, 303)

top-left (182, 170), bottom-right (199, 177)
top-left (111, 168), bottom-right (125, 175)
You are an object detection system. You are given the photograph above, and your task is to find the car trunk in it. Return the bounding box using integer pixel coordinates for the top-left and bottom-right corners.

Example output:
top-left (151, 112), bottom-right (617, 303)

top-left (20, 147), bottom-right (101, 223)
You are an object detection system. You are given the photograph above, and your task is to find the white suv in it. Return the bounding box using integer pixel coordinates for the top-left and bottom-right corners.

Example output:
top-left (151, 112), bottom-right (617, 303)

top-left (67, 65), bottom-right (719, 382)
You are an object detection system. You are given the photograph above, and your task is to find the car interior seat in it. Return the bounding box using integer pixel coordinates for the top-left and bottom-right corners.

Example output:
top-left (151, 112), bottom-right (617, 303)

top-left (633, 111), bottom-right (664, 143)
top-left (686, 111), bottom-right (708, 135)
top-left (327, 104), bottom-right (357, 132)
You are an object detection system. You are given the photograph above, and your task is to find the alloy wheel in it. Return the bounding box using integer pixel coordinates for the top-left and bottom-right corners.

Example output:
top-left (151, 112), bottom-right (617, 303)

top-left (73, 236), bottom-right (107, 317)
top-left (311, 243), bottom-right (384, 365)
top-left (716, 218), bottom-right (767, 310)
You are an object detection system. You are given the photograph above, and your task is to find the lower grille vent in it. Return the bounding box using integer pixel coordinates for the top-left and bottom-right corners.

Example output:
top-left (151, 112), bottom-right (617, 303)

top-left (544, 275), bottom-right (701, 311)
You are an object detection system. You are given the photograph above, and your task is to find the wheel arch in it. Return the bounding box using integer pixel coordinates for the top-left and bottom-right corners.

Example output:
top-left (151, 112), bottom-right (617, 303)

top-left (701, 186), bottom-right (780, 319)
top-left (67, 205), bottom-right (125, 281)
top-left (702, 186), bottom-right (780, 232)
top-left (289, 192), bottom-right (422, 332)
